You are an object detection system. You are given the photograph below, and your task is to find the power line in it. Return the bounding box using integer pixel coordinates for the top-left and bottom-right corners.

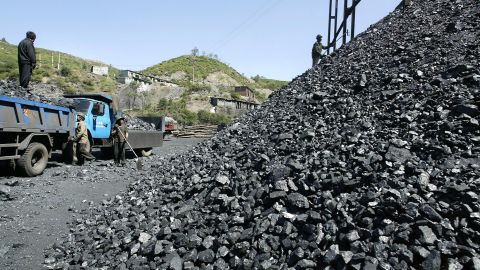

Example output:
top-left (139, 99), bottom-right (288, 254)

top-left (212, 0), bottom-right (284, 51)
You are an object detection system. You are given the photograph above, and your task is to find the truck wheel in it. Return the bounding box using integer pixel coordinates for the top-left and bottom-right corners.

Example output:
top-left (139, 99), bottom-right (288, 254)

top-left (17, 143), bottom-right (49, 177)
top-left (8, 159), bottom-right (16, 175)
top-left (100, 147), bottom-right (113, 158)
top-left (141, 148), bottom-right (153, 157)
top-left (62, 141), bottom-right (74, 164)
top-left (135, 148), bottom-right (153, 157)
top-left (0, 160), bottom-right (15, 176)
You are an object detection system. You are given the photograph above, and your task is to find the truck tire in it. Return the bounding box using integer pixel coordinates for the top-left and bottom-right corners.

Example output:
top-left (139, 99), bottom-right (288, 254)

top-left (8, 159), bottom-right (16, 175)
top-left (135, 148), bottom-right (153, 157)
top-left (62, 141), bottom-right (74, 164)
top-left (100, 147), bottom-right (113, 158)
top-left (17, 142), bottom-right (49, 177)
top-left (0, 160), bottom-right (15, 176)
top-left (141, 148), bottom-right (153, 157)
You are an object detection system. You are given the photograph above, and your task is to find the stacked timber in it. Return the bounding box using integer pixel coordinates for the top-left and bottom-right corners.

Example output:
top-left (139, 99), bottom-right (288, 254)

top-left (174, 125), bottom-right (218, 138)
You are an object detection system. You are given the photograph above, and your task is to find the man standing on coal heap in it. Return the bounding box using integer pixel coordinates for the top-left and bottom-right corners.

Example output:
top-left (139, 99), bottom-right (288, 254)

top-left (18, 31), bottom-right (37, 89)
top-left (312, 34), bottom-right (331, 67)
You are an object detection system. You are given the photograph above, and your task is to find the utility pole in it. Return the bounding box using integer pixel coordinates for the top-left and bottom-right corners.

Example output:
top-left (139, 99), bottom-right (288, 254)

top-left (192, 56), bottom-right (195, 84)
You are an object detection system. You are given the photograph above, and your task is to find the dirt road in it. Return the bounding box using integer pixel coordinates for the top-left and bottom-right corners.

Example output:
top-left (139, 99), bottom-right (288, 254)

top-left (0, 138), bottom-right (206, 270)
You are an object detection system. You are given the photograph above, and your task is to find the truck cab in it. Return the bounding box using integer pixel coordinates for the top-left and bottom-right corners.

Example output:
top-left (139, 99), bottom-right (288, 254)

top-left (73, 98), bottom-right (112, 139)
top-left (65, 94), bottom-right (116, 146)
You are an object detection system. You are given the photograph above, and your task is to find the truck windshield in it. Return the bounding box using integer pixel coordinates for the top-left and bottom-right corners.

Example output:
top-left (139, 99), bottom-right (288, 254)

top-left (74, 100), bottom-right (91, 114)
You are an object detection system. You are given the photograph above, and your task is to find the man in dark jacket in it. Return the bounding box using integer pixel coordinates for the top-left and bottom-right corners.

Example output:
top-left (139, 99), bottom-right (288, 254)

top-left (111, 117), bottom-right (129, 166)
top-left (312, 34), bottom-right (331, 67)
top-left (18, 31), bottom-right (37, 88)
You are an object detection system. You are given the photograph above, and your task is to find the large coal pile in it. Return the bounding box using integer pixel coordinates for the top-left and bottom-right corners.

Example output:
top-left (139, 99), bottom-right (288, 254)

top-left (0, 79), bottom-right (75, 108)
top-left (47, 0), bottom-right (480, 269)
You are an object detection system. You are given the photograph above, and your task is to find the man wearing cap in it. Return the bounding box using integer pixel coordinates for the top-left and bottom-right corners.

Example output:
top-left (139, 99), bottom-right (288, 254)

top-left (111, 117), bottom-right (128, 166)
top-left (18, 31), bottom-right (37, 88)
top-left (70, 113), bottom-right (95, 165)
top-left (311, 34), bottom-right (332, 67)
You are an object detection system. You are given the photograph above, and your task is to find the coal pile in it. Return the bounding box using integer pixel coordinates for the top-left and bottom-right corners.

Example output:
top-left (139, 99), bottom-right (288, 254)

top-left (124, 114), bottom-right (156, 131)
top-left (0, 79), bottom-right (75, 108)
top-left (47, 0), bottom-right (480, 269)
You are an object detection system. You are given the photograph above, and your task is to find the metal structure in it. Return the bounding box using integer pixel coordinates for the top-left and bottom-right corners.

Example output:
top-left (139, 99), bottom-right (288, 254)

top-left (327, 0), bottom-right (362, 54)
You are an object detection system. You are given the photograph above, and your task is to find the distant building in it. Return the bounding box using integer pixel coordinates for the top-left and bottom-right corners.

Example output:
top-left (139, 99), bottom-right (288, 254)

top-left (210, 97), bottom-right (258, 116)
top-left (91, 66), bottom-right (109, 76)
top-left (234, 86), bottom-right (255, 100)
top-left (118, 70), bottom-right (169, 85)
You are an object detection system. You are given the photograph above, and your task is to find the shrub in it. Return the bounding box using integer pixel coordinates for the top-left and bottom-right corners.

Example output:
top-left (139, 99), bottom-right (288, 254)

top-left (177, 109), bottom-right (198, 126)
top-left (230, 92), bottom-right (242, 100)
top-left (197, 110), bottom-right (231, 125)
top-left (60, 66), bottom-right (71, 77)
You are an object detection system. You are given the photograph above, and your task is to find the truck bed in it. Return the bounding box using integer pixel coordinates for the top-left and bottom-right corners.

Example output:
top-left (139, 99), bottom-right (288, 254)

top-left (127, 130), bottom-right (164, 149)
top-left (0, 96), bottom-right (75, 134)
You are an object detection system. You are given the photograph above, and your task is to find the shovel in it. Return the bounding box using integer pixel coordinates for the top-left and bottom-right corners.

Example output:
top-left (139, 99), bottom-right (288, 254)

top-left (117, 126), bottom-right (143, 170)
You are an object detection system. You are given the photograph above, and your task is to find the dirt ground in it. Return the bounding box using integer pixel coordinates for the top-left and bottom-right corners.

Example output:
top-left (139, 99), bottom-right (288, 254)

top-left (0, 138), bottom-right (206, 270)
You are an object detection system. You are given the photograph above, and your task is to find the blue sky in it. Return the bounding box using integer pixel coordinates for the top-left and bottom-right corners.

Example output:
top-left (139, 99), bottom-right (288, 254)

top-left (0, 0), bottom-right (401, 81)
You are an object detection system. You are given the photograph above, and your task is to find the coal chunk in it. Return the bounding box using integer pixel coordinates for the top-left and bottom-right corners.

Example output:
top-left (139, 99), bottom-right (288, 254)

top-left (287, 193), bottom-right (310, 209)
top-left (422, 250), bottom-right (441, 270)
top-left (197, 249), bottom-right (215, 263)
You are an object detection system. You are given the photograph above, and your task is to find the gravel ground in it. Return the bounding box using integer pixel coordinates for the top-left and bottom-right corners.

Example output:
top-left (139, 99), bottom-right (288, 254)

top-left (0, 138), bottom-right (206, 270)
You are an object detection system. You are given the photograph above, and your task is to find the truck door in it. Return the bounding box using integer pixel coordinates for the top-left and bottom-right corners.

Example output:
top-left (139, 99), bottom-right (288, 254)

top-left (90, 101), bottom-right (111, 139)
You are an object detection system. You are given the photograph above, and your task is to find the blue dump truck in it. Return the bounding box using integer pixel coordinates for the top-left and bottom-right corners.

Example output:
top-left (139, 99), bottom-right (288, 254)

top-left (0, 94), bottom-right (163, 176)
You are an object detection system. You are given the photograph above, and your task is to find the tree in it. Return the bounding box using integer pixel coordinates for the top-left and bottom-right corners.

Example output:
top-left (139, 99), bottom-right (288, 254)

top-left (191, 47), bottom-right (199, 57)
top-left (158, 98), bottom-right (169, 110)
top-left (126, 82), bottom-right (140, 109)
top-left (0, 37), bottom-right (7, 43)
top-left (139, 91), bottom-right (150, 110)
top-left (252, 75), bottom-right (262, 82)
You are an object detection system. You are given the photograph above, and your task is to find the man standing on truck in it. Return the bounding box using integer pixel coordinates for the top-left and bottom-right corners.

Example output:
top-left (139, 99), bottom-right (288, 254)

top-left (17, 31), bottom-right (37, 88)
top-left (70, 113), bottom-right (95, 165)
top-left (111, 117), bottom-right (128, 166)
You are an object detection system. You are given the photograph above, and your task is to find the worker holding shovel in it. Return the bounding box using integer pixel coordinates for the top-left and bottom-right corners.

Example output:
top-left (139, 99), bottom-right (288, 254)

top-left (111, 116), bottom-right (129, 166)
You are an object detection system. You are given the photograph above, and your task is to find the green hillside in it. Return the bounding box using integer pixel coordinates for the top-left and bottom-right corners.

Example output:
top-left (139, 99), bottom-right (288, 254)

top-left (0, 40), bottom-right (119, 93)
top-left (144, 55), bottom-right (287, 92)
top-left (144, 55), bottom-right (249, 85)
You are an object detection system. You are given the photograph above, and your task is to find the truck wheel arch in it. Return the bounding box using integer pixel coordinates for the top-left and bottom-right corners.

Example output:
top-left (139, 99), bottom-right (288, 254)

top-left (18, 134), bottom-right (53, 154)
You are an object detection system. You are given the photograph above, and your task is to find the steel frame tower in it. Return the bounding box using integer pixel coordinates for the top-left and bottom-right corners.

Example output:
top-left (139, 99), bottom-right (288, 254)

top-left (327, 0), bottom-right (362, 54)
